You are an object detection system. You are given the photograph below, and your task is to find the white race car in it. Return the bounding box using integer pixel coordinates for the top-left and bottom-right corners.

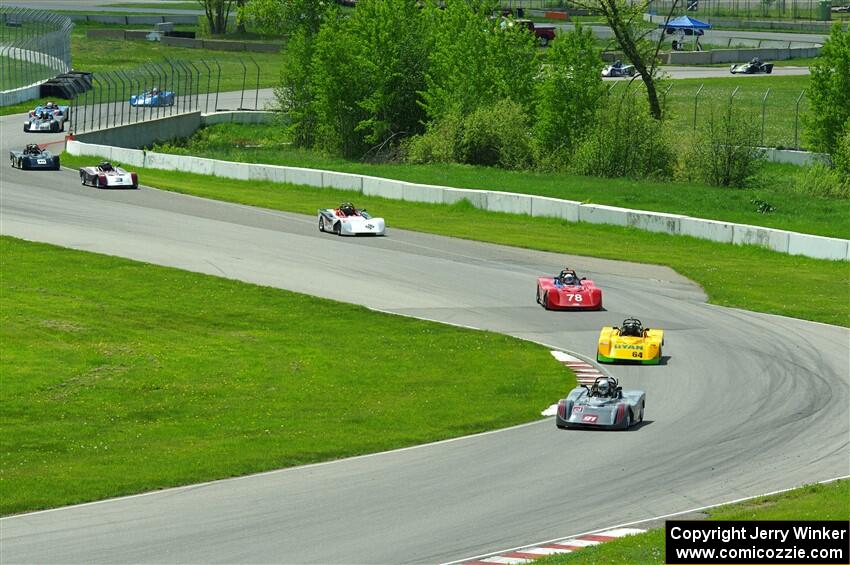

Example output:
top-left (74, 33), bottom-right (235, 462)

top-left (318, 203), bottom-right (386, 236)
top-left (79, 161), bottom-right (138, 189)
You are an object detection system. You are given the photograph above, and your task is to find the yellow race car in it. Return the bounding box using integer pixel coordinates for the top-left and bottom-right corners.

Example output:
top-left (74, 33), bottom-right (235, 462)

top-left (597, 318), bottom-right (664, 364)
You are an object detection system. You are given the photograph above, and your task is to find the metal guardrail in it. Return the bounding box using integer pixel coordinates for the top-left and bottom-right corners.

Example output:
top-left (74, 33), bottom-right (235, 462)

top-left (0, 7), bottom-right (72, 94)
top-left (70, 58), bottom-right (264, 135)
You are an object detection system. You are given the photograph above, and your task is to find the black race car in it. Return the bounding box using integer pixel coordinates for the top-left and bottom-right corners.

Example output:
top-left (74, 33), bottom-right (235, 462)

top-left (9, 144), bottom-right (60, 170)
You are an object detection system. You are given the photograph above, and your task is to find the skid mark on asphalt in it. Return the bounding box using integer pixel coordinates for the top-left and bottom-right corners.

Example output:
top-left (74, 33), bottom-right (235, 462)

top-left (459, 527), bottom-right (645, 564)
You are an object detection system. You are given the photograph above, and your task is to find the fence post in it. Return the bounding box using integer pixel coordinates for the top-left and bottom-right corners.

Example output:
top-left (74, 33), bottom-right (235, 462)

top-left (693, 83), bottom-right (704, 131)
top-left (214, 60), bottom-right (221, 111)
top-left (200, 59), bottom-right (212, 113)
top-left (238, 58), bottom-right (247, 110)
top-left (760, 87), bottom-right (770, 146)
top-left (188, 60), bottom-right (201, 113)
top-left (251, 56), bottom-right (260, 110)
top-left (729, 85), bottom-right (740, 112)
top-left (793, 89), bottom-right (805, 149)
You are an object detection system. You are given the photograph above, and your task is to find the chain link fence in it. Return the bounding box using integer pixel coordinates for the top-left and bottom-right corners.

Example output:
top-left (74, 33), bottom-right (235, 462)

top-left (0, 7), bottom-right (72, 95)
top-left (607, 80), bottom-right (810, 149)
top-left (70, 58), bottom-right (265, 135)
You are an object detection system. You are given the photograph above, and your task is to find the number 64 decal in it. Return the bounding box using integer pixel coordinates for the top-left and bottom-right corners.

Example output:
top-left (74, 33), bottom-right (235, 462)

top-left (565, 294), bottom-right (583, 302)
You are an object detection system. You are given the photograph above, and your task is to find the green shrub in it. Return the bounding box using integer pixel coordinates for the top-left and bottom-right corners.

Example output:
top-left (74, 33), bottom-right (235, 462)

top-left (406, 100), bottom-right (533, 170)
top-left (404, 112), bottom-right (463, 164)
top-left (834, 118), bottom-right (850, 183)
top-left (570, 93), bottom-right (675, 179)
top-left (794, 161), bottom-right (850, 199)
top-left (458, 100), bottom-right (533, 169)
top-left (534, 23), bottom-right (605, 169)
top-left (680, 106), bottom-right (764, 188)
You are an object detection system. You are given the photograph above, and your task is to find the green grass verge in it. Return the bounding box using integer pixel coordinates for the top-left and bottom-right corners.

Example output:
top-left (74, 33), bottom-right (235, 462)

top-left (536, 479), bottom-right (850, 564)
top-left (154, 123), bottom-right (849, 239)
top-left (60, 153), bottom-right (850, 327)
top-left (0, 236), bottom-right (570, 515)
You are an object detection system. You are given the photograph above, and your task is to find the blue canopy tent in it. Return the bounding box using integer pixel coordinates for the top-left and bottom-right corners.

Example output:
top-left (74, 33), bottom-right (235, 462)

top-left (661, 16), bottom-right (711, 51)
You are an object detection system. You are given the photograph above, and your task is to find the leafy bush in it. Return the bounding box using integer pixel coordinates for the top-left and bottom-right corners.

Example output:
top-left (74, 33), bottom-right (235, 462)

top-left (458, 100), bottom-right (534, 169)
top-left (834, 117), bottom-right (850, 183)
top-left (680, 106), bottom-right (764, 188)
top-left (421, 1), bottom-right (538, 123)
top-left (793, 161), bottom-right (850, 199)
top-left (570, 93), bottom-right (675, 179)
top-left (404, 112), bottom-right (464, 164)
top-left (534, 23), bottom-right (606, 169)
top-left (805, 24), bottom-right (850, 154)
top-left (406, 99), bottom-right (533, 169)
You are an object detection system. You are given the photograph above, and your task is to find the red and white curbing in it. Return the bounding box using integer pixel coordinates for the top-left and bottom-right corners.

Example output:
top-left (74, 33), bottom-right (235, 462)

top-left (461, 527), bottom-right (645, 564)
top-left (541, 351), bottom-right (608, 416)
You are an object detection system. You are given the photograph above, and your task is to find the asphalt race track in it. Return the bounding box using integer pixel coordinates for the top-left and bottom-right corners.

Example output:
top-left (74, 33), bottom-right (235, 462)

top-left (0, 102), bottom-right (847, 563)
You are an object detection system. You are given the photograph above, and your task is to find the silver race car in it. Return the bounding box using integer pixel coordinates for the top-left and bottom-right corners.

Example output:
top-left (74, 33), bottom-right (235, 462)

top-left (318, 202), bottom-right (386, 236)
top-left (730, 58), bottom-right (773, 74)
top-left (79, 161), bottom-right (138, 189)
top-left (555, 376), bottom-right (645, 430)
top-left (602, 61), bottom-right (636, 78)
top-left (24, 110), bottom-right (63, 133)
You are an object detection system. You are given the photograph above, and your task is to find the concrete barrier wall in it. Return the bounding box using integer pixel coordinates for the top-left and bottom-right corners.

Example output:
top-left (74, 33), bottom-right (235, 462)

top-left (75, 112), bottom-right (202, 149)
top-left (201, 111), bottom-right (276, 126)
top-left (667, 45), bottom-right (821, 64)
top-left (67, 14), bottom-right (200, 24)
top-left (65, 134), bottom-right (849, 261)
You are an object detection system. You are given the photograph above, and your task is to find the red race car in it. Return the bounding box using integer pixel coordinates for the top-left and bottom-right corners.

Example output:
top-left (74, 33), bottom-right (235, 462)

top-left (536, 268), bottom-right (603, 310)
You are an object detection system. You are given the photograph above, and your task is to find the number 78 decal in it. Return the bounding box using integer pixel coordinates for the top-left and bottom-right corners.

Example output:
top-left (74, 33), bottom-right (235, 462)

top-left (564, 294), bottom-right (583, 302)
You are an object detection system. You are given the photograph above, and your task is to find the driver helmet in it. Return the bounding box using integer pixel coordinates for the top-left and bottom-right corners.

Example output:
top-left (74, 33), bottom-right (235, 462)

top-left (45, 101), bottom-right (55, 109)
top-left (622, 318), bottom-right (642, 336)
top-left (597, 378), bottom-right (611, 396)
top-left (26, 144), bottom-right (39, 153)
top-left (99, 161), bottom-right (113, 171)
top-left (339, 202), bottom-right (356, 216)
top-left (563, 272), bottom-right (576, 285)
top-left (152, 87), bottom-right (159, 94)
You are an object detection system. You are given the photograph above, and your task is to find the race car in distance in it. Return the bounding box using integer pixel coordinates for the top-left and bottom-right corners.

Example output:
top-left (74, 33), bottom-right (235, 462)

top-left (129, 87), bottom-right (175, 107)
top-left (24, 110), bottom-right (63, 133)
top-left (318, 202), bottom-right (386, 236)
top-left (602, 61), bottom-right (636, 78)
top-left (536, 267), bottom-right (602, 310)
top-left (597, 318), bottom-right (664, 364)
top-left (730, 58), bottom-right (773, 74)
top-left (556, 376), bottom-right (645, 430)
top-left (79, 161), bottom-right (138, 189)
top-left (9, 144), bottom-right (60, 170)
top-left (29, 101), bottom-right (69, 126)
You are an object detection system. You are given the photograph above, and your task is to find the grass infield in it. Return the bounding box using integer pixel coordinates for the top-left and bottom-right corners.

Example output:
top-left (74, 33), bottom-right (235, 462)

top-left (537, 479), bottom-right (850, 564)
top-left (59, 153), bottom-right (850, 327)
top-left (0, 237), bottom-right (570, 515)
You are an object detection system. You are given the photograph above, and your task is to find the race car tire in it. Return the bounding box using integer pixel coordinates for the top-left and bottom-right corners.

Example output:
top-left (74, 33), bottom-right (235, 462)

top-left (542, 291), bottom-right (550, 310)
top-left (319, 216), bottom-right (326, 232)
top-left (623, 409), bottom-right (632, 430)
top-left (80, 173), bottom-right (87, 186)
top-left (23, 125), bottom-right (29, 133)
top-left (333, 222), bottom-right (341, 236)
top-left (20, 159), bottom-right (29, 171)
top-left (765, 67), bottom-right (772, 74)
top-left (53, 159), bottom-right (60, 171)
top-left (535, 287), bottom-right (542, 306)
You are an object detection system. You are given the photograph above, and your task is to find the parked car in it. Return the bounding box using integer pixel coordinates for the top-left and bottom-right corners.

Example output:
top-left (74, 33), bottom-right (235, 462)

top-left (515, 18), bottom-right (556, 46)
